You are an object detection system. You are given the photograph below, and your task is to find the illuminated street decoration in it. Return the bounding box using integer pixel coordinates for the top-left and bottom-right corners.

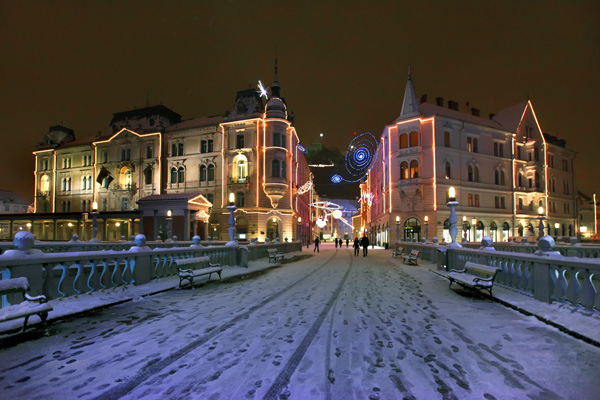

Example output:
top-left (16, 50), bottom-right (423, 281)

top-left (297, 180), bottom-right (313, 195)
top-left (331, 132), bottom-right (379, 183)
top-left (360, 191), bottom-right (373, 207)
top-left (316, 216), bottom-right (327, 228)
top-left (332, 209), bottom-right (342, 219)
top-left (257, 80), bottom-right (269, 99)
top-left (297, 144), bottom-right (308, 154)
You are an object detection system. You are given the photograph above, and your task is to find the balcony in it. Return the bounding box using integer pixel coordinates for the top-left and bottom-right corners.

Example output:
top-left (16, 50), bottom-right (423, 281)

top-left (229, 177), bottom-right (247, 184)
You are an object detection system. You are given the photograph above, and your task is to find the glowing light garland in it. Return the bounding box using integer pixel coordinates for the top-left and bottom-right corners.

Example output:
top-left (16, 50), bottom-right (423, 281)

top-left (331, 132), bottom-right (379, 183)
top-left (257, 80), bottom-right (269, 99)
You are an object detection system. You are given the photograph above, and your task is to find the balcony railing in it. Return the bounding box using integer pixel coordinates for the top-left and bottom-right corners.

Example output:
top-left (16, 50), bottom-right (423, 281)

top-left (229, 177), bottom-right (247, 184)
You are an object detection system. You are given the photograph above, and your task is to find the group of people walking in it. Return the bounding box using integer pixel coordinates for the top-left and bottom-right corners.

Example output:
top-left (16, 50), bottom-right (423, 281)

top-left (313, 234), bottom-right (370, 257)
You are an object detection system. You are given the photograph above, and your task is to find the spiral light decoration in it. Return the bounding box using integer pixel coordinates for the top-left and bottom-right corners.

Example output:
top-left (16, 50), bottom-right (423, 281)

top-left (331, 132), bottom-right (379, 183)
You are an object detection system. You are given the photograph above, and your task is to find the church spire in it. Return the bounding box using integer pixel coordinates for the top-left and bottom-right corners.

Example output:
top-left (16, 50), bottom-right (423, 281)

top-left (396, 67), bottom-right (420, 120)
top-left (271, 58), bottom-right (281, 98)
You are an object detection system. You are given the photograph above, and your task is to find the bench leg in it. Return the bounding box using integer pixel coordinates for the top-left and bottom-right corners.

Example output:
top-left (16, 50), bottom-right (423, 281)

top-left (23, 315), bottom-right (29, 331)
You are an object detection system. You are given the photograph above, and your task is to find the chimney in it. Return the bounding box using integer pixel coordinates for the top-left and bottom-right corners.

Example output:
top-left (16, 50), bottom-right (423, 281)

top-left (435, 97), bottom-right (444, 106)
top-left (489, 113), bottom-right (495, 120)
top-left (471, 108), bottom-right (480, 117)
top-left (448, 100), bottom-right (459, 111)
top-left (420, 94), bottom-right (428, 104)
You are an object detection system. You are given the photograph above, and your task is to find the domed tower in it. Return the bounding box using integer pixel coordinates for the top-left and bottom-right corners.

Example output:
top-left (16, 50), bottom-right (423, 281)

top-left (263, 59), bottom-right (290, 208)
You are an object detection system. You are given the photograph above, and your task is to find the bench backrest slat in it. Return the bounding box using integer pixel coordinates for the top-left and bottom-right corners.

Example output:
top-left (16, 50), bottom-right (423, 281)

top-left (464, 262), bottom-right (498, 277)
top-left (0, 277), bottom-right (29, 294)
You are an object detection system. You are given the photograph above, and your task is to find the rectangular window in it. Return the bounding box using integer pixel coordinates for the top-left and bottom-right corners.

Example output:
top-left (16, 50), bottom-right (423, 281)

top-left (208, 139), bottom-right (214, 152)
top-left (236, 135), bottom-right (244, 149)
top-left (474, 194), bottom-right (480, 207)
top-left (468, 193), bottom-right (473, 207)
top-left (444, 131), bottom-right (450, 147)
top-left (517, 146), bottom-right (521, 160)
top-left (549, 155), bottom-right (554, 168)
top-left (494, 143), bottom-right (498, 157)
top-left (467, 137), bottom-right (472, 152)
top-left (178, 142), bottom-right (184, 156)
top-left (528, 178), bottom-right (533, 188)
top-left (201, 140), bottom-right (207, 153)
top-left (103, 151), bottom-right (108, 163)
top-left (473, 138), bottom-right (478, 153)
top-left (146, 145), bottom-right (153, 158)
top-left (501, 197), bottom-right (506, 209)
top-left (499, 144), bottom-right (504, 157)
top-left (121, 148), bottom-right (130, 161)
top-left (495, 196), bottom-right (500, 208)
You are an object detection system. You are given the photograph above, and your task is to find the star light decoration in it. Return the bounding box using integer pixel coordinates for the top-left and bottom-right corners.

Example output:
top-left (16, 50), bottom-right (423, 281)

top-left (331, 132), bottom-right (379, 183)
top-left (257, 80), bottom-right (269, 99)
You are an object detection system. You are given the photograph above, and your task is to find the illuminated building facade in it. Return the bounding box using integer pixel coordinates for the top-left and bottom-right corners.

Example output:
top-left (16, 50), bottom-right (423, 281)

top-left (31, 63), bottom-right (311, 242)
top-left (366, 71), bottom-right (577, 245)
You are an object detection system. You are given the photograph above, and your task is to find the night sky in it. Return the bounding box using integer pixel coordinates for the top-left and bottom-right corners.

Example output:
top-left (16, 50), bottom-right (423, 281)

top-left (1, 1), bottom-right (598, 202)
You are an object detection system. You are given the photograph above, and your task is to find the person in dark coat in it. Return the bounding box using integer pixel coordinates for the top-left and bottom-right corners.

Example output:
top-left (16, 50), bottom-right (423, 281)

top-left (346, 238), bottom-right (349, 248)
top-left (335, 238), bottom-right (338, 248)
top-left (361, 234), bottom-right (370, 257)
top-left (353, 237), bottom-right (360, 256)
top-left (314, 237), bottom-right (320, 252)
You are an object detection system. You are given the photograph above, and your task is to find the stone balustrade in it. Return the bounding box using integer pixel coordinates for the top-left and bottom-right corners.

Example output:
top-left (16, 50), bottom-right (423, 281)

top-left (460, 240), bottom-right (600, 258)
top-left (441, 243), bottom-right (600, 311)
top-left (0, 232), bottom-right (302, 308)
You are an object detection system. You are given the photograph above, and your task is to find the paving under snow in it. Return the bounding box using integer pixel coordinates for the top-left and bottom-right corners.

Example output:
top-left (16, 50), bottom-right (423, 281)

top-left (0, 245), bottom-right (599, 400)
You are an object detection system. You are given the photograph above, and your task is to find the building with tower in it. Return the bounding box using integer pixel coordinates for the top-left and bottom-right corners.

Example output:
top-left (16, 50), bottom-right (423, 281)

top-left (27, 61), bottom-right (311, 243)
top-left (364, 70), bottom-right (578, 246)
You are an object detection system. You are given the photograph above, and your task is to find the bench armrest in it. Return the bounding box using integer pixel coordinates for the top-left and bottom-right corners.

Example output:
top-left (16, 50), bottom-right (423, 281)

top-left (448, 268), bottom-right (466, 273)
top-left (25, 293), bottom-right (48, 303)
top-left (208, 262), bottom-right (221, 268)
top-left (178, 268), bottom-right (194, 274)
top-left (473, 276), bottom-right (494, 282)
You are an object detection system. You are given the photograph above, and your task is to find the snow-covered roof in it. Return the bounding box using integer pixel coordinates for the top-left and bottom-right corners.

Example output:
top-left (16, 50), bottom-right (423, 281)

top-left (419, 103), bottom-right (505, 131)
top-left (0, 190), bottom-right (29, 205)
top-left (491, 100), bottom-right (529, 132)
top-left (165, 115), bottom-right (224, 132)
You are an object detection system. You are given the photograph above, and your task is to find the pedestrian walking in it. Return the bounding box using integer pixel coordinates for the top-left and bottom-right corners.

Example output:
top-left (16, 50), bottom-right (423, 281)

top-left (353, 236), bottom-right (360, 256)
top-left (361, 234), bottom-right (370, 257)
top-left (346, 238), bottom-right (349, 248)
top-left (335, 238), bottom-right (338, 248)
top-left (314, 237), bottom-right (320, 252)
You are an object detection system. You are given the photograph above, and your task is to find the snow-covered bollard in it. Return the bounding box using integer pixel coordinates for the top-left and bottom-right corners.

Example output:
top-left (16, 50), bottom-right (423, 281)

top-left (432, 237), bottom-right (439, 244)
top-left (535, 235), bottom-right (562, 257)
top-left (69, 234), bottom-right (80, 242)
top-left (479, 236), bottom-right (495, 251)
top-left (190, 235), bottom-right (204, 248)
top-left (421, 238), bottom-right (427, 244)
top-left (265, 238), bottom-right (270, 243)
top-left (0, 231), bottom-right (44, 259)
top-left (127, 234), bottom-right (153, 284)
top-left (570, 237), bottom-right (580, 246)
top-left (156, 235), bottom-right (162, 242)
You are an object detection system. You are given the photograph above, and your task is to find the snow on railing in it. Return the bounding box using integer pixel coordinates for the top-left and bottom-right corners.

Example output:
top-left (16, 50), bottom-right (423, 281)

top-left (0, 232), bottom-right (302, 307)
top-left (443, 244), bottom-right (600, 310)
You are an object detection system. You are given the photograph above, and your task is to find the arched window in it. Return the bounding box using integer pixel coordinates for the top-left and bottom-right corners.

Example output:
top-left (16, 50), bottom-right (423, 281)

top-left (207, 164), bottom-right (215, 181)
top-left (410, 160), bottom-right (419, 178)
top-left (119, 168), bottom-right (132, 189)
top-left (144, 168), bottom-right (153, 185)
top-left (445, 162), bottom-right (451, 179)
top-left (178, 166), bottom-right (185, 183)
top-left (199, 165), bottom-right (207, 182)
top-left (474, 166), bottom-right (480, 182)
top-left (500, 171), bottom-right (505, 185)
top-left (82, 176), bottom-right (87, 190)
top-left (236, 191), bottom-right (245, 207)
top-left (171, 167), bottom-right (178, 183)
top-left (281, 160), bottom-right (287, 179)
top-left (272, 159), bottom-right (281, 178)
top-left (40, 175), bottom-right (50, 193)
top-left (399, 133), bottom-right (408, 149)
top-left (234, 155), bottom-right (248, 182)
top-left (409, 131), bottom-right (419, 147)
top-left (400, 161), bottom-right (409, 180)
top-left (468, 165), bottom-right (473, 182)
top-left (494, 170), bottom-right (500, 185)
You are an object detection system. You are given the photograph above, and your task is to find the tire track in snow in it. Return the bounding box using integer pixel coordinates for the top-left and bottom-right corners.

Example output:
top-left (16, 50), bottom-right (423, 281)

top-left (263, 249), bottom-right (354, 400)
top-left (92, 252), bottom-right (339, 400)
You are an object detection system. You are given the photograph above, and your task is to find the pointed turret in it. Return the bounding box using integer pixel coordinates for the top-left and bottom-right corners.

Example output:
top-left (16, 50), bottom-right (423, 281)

top-left (396, 67), bottom-right (421, 121)
top-left (271, 58), bottom-right (281, 98)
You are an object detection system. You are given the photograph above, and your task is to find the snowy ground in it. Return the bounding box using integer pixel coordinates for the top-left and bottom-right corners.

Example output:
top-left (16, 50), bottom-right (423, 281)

top-left (0, 245), bottom-right (599, 400)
